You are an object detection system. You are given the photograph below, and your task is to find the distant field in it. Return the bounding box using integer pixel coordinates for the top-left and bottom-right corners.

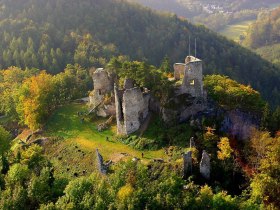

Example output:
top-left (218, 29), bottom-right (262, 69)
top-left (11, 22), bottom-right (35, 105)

top-left (219, 19), bottom-right (255, 42)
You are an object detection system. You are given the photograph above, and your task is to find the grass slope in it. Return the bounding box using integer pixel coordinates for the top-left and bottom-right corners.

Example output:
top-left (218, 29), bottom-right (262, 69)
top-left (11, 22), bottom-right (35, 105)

top-left (44, 104), bottom-right (168, 176)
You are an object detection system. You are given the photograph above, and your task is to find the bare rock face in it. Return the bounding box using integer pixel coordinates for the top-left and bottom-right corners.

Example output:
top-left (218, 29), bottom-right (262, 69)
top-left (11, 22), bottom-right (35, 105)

top-left (221, 110), bottom-right (258, 140)
top-left (200, 150), bottom-right (210, 180)
top-left (161, 93), bottom-right (206, 123)
top-left (183, 151), bottom-right (192, 178)
top-left (96, 149), bottom-right (107, 174)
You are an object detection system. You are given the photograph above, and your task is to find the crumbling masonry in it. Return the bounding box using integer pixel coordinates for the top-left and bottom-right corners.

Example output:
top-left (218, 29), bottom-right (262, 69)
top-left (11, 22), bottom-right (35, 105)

top-left (89, 68), bottom-right (116, 117)
top-left (162, 55), bottom-right (207, 123)
top-left (114, 81), bottom-right (150, 135)
top-left (89, 55), bottom-right (206, 135)
top-left (174, 56), bottom-right (204, 97)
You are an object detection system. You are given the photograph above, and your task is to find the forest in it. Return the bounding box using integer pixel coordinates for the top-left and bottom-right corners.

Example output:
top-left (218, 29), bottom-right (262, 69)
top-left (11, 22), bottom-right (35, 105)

top-left (0, 0), bottom-right (279, 106)
top-left (242, 6), bottom-right (280, 69)
top-left (245, 7), bottom-right (280, 49)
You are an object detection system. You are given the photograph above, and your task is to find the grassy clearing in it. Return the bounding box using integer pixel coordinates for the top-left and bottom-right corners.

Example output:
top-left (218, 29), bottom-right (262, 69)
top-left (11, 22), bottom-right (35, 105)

top-left (45, 104), bottom-right (169, 166)
top-left (219, 19), bottom-right (255, 41)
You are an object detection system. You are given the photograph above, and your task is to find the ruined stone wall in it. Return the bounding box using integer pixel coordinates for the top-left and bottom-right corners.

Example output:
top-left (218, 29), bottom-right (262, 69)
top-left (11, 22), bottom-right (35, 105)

top-left (92, 68), bottom-right (114, 92)
top-left (200, 150), bottom-right (211, 179)
top-left (89, 68), bottom-right (114, 108)
top-left (174, 63), bottom-right (186, 80)
top-left (123, 88), bottom-right (150, 134)
top-left (89, 68), bottom-right (117, 117)
top-left (115, 85), bottom-right (150, 135)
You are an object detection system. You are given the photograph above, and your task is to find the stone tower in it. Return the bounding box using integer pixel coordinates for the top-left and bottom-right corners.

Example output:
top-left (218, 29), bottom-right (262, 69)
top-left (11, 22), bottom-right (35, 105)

top-left (174, 56), bottom-right (204, 98)
top-left (89, 68), bottom-right (114, 107)
top-left (89, 68), bottom-right (116, 117)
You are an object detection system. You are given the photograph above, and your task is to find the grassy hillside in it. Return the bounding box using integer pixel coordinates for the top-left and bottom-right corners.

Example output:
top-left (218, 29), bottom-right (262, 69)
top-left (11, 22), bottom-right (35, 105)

top-left (43, 104), bottom-right (168, 176)
top-left (0, 0), bottom-right (279, 106)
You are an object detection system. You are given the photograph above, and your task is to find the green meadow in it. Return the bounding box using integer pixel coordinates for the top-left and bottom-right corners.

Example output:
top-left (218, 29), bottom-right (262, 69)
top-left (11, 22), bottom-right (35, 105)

top-left (219, 19), bottom-right (255, 42)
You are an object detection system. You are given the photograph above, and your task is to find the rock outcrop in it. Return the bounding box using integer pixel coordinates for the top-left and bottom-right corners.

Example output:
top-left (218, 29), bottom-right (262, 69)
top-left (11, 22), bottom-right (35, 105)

top-left (115, 84), bottom-right (150, 135)
top-left (221, 109), bottom-right (258, 140)
top-left (183, 151), bottom-right (192, 178)
top-left (200, 150), bottom-right (210, 180)
top-left (96, 149), bottom-right (108, 174)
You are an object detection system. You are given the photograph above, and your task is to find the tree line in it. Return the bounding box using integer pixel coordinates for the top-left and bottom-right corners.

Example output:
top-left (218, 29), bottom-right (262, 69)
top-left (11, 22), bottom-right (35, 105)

top-left (0, 65), bottom-right (92, 130)
top-left (0, 0), bottom-right (279, 106)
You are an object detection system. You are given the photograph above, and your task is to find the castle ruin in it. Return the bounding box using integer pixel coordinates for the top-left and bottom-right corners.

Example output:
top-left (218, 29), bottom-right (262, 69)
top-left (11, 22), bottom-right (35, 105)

top-left (174, 56), bottom-right (204, 98)
top-left (89, 55), bottom-right (206, 134)
top-left (114, 81), bottom-right (150, 135)
top-left (162, 55), bottom-right (206, 123)
top-left (89, 68), bottom-right (116, 117)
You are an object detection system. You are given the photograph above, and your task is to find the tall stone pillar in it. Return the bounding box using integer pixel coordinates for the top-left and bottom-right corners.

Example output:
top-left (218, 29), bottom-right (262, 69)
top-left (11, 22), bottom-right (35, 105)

top-left (200, 150), bottom-right (210, 180)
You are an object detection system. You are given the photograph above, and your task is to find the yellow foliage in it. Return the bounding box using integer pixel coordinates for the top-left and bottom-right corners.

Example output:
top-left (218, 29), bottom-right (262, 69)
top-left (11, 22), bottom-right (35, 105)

top-left (18, 71), bottom-right (54, 130)
top-left (196, 185), bottom-right (213, 203)
top-left (117, 184), bottom-right (134, 201)
top-left (200, 185), bottom-right (213, 197)
top-left (217, 137), bottom-right (233, 160)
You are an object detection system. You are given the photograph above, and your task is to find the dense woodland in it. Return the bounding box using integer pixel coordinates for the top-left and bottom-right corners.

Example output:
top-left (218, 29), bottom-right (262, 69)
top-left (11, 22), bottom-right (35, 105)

top-left (0, 0), bottom-right (279, 106)
top-left (245, 7), bottom-right (280, 49)
top-left (2, 140), bottom-right (278, 210)
top-left (243, 7), bottom-right (280, 69)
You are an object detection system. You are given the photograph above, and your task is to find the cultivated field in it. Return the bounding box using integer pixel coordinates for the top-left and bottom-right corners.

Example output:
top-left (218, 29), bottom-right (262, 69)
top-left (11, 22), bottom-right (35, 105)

top-left (219, 19), bottom-right (255, 42)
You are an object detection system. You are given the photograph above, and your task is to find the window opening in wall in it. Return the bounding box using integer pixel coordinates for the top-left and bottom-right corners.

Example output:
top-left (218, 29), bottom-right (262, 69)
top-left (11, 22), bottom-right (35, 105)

top-left (190, 79), bottom-right (195, 86)
top-left (98, 89), bottom-right (102, 95)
